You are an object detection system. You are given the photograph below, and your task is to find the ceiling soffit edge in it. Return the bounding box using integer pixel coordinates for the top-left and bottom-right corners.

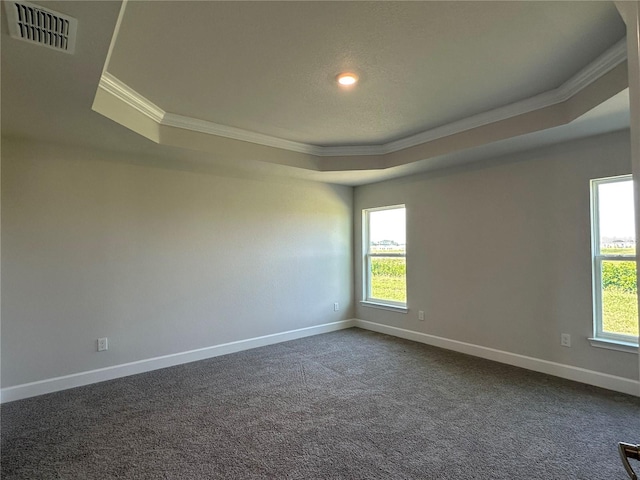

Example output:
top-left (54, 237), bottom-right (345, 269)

top-left (377, 38), bottom-right (627, 156)
top-left (98, 73), bottom-right (164, 123)
top-left (95, 38), bottom-right (627, 158)
top-left (162, 111), bottom-right (319, 155)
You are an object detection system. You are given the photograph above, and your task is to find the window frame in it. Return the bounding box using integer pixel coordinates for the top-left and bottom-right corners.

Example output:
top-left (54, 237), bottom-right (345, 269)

top-left (590, 174), bottom-right (639, 346)
top-left (362, 205), bottom-right (407, 311)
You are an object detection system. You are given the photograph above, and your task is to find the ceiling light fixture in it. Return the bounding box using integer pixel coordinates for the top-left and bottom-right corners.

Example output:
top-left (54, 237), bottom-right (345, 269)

top-left (336, 72), bottom-right (358, 86)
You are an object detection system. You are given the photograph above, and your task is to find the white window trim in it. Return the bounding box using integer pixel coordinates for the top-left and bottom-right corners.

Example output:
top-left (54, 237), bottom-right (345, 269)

top-left (363, 205), bottom-right (407, 310)
top-left (590, 175), bottom-right (639, 346)
top-left (360, 300), bottom-right (409, 314)
top-left (588, 337), bottom-right (639, 354)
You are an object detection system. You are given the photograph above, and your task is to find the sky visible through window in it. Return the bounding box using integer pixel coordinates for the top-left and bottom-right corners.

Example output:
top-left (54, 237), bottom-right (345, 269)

top-left (598, 180), bottom-right (635, 241)
top-left (369, 208), bottom-right (406, 245)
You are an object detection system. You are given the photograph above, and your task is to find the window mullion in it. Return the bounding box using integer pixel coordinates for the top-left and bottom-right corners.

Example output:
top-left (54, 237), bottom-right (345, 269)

top-left (595, 255), bottom-right (637, 261)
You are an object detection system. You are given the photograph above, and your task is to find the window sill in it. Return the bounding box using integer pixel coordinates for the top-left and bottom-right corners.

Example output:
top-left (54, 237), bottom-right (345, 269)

top-left (588, 337), bottom-right (639, 354)
top-left (360, 301), bottom-right (408, 314)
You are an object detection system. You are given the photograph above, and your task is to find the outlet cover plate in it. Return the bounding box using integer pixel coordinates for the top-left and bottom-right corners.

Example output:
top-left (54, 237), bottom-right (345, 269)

top-left (98, 337), bottom-right (108, 351)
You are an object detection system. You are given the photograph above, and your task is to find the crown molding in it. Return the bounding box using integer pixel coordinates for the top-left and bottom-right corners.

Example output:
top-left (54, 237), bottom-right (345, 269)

top-left (377, 38), bottom-right (628, 155)
top-left (98, 72), bottom-right (164, 123)
top-left (97, 39), bottom-right (627, 158)
top-left (558, 38), bottom-right (627, 101)
top-left (161, 113), bottom-right (319, 155)
top-left (309, 144), bottom-right (387, 157)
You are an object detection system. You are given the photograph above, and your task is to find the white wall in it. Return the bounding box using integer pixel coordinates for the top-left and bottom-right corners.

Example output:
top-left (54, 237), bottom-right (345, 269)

top-left (355, 130), bottom-right (639, 381)
top-left (1, 138), bottom-right (353, 388)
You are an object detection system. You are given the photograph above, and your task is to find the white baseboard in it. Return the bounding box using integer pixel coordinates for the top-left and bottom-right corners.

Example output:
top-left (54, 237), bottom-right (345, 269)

top-left (354, 319), bottom-right (640, 397)
top-left (5, 318), bottom-right (636, 403)
top-left (1, 319), bottom-right (356, 403)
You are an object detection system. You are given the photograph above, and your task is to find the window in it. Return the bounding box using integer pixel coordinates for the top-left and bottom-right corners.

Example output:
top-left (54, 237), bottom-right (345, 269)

top-left (363, 205), bottom-right (406, 310)
top-left (591, 175), bottom-right (639, 346)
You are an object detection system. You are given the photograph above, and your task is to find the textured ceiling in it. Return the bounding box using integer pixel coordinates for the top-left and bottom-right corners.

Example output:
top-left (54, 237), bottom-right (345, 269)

top-left (107, 1), bottom-right (625, 146)
top-left (0, 1), bottom-right (632, 186)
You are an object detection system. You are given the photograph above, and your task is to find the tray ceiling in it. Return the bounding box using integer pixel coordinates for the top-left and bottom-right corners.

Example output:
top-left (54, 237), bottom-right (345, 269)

top-left (0, 1), bottom-right (632, 184)
top-left (104, 1), bottom-right (625, 147)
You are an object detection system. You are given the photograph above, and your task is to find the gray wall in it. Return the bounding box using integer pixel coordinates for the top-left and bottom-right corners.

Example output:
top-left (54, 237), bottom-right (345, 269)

top-left (4, 130), bottom-right (637, 389)
top-left (355, 130), bottom-right (639, 380)
top-left (1, 138), bottom-right (353, 387)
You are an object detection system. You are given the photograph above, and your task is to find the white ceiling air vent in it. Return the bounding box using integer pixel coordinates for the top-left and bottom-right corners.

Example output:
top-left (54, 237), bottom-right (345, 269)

top-left (4, 1), bottom-right (77, 54)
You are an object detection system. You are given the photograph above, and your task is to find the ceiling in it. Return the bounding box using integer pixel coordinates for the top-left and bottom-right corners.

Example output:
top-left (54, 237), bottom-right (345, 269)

top-left (1, 1), bottom-right (632, 186)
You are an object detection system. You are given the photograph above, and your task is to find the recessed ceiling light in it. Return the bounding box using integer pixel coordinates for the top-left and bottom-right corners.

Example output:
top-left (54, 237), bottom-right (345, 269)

top-left (336, 72), bottom-right (358, 86)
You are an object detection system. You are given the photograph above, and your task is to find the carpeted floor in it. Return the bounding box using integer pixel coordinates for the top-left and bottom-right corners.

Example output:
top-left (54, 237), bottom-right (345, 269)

top-left (2, 328), bottom-right (639, 479)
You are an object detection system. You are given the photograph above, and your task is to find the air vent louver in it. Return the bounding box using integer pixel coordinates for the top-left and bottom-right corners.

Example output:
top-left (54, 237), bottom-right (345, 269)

top-left (4, 1), bottom-right (77, 54)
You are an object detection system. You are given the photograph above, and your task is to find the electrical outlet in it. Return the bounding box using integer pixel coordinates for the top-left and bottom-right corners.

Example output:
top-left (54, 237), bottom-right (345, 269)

top-left (560, 333), bottom-right (571, 347)
top-left (97, 337), bottom-right (108, 352)
top-left (418, 310), bottom-right (425, 321)
top-left (334, 302), bottom-right (339, 311)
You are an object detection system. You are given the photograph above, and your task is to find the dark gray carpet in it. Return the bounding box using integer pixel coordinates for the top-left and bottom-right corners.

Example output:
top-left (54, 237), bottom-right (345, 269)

top-left (2, 328), bottom-right (639, 479)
